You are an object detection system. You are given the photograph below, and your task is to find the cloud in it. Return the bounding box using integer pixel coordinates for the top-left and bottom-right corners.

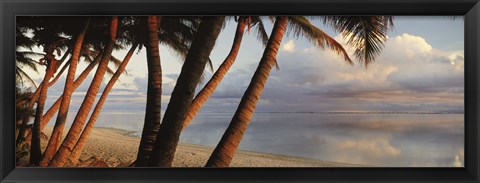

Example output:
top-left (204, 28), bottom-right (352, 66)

top-left (282, 40), bottom-right (296, 52)
top-left (337, 137), bottom-right (401, 158)
top-left (243, 33), bottom-right (465, 112)
top-left (391, 33), bottom-right (433, 57)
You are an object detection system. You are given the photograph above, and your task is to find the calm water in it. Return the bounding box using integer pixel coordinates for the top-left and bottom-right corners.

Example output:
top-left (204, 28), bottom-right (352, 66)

top-left (56, 112), bottom-right (464, 167)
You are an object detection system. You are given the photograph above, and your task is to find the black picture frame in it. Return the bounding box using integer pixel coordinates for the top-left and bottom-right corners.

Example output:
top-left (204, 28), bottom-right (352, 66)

top-left (1, 0), bottom-right (479, 182)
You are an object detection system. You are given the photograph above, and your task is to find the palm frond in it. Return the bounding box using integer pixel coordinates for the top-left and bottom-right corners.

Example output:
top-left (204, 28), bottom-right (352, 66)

top-left (321, 16), bottom-right (394, 68)
top-left (158, 33), bottom-right (189, 59)
top-left (273, 58), bottom-right (280, 71)
top-left (252, 17), bottom-right (269, 46)
top-left (16, 51), bottom-right (45, 58)
top-left (83, 53), bottom-right (94, 63)
top-left (16, 54), bottom-right (40, 73)
top-left (109, 55), bottom-right (123, 69)
top-left (287, 16), bottom-right (353, 64)
top-left (106, 66), bottom-right (116, 77)
top-left (206, 57), bottom-right (214, 72)
top-left (16, 67), bottom-right (38, 88)
top-left (16, 33), bottom-right (37, 50)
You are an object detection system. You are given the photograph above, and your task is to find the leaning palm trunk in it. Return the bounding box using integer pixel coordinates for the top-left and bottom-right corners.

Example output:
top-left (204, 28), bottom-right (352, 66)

top-left (24, 51), bottom-right (102, 143)
top-left (30, 37), bottom-right (67, 165)
top-left (23, 47), bottom-right (71, 115)
top-left (29, 63), bottom-right (55, 165)
top-left (40, 53), bottom-right (102, 129)
top-left (135, 16), bottom-right (163, 167)
top-left (16, 49), bottom-right (71, 147)
top-left (182, 17), bottom-right (246, 130)
top-left (39, 20), bottom-right (90, 167)
top-left (148, 16), bottom-right (225, 167)
top-left (48, 16), bottom-right (118, 167)
top-left (205, 16), bottom-right (288, 167)
top-left (68, 43), bottom-right (137, 166)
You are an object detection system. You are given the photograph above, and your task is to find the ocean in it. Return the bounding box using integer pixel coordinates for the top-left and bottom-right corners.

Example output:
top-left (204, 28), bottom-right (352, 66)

top-left (54, 111), bottom-right (464, 167)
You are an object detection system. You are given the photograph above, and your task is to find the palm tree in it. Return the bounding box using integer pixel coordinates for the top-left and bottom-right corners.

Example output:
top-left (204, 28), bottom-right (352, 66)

top-left (148, 16), bottom-right (225, 167)
top-left (23, 50), bottom-right (103, 143)
top-left (23, 17), bottom-right (196, 151)
top-left (39, 19), bottom-right (90, 167)
top-left (182, 16), bottom-right (269, 130)
top-left (135, 16), bottom-right (163, 167)
top-left (21, 17), bottom-right (125, 145)
top-left (17, 17), bottom-right (87, 165)
top-left (23, 49), bottom-right (124, 142)
top-left (134, 16), bottom-right (202, 166)
top-left (15, 84), bottom-right (35, 141)
top-left (206, 16), bottom-right (393, 167)
top-left (29, 37), bottom-right (68, 165)
top-left (320, 16), bottom-right (394, 68)
top-left (37, 17), bottom-right (126, 165)
top-left (48, 16), bottom-right (119, 167)
top-left (26, 47), bottom-right (72, 106)
top-left (15, 82), bottom-right (36, 162)
top-left (16, 49), bottom-right (71, 147)
top-left (15, 25), bottom-right (43, 147)
top-left (15, 26), bottom-right (43, 88)
top-left (204, 16), bottom-right (289, 167)
top-left (67, 43), bottom-right (138, 166)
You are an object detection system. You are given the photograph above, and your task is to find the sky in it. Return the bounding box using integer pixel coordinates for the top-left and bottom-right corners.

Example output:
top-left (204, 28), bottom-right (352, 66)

top-left (22, 16), bottom-right (464, 113)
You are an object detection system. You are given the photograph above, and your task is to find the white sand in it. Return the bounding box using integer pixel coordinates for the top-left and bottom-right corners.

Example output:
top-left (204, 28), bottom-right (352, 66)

top-left (40, 127), bottom-right (359, 167)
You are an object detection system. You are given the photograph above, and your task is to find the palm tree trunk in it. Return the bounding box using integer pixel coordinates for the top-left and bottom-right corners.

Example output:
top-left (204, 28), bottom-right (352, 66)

top-left (135, 16), bottom-right (163, 167)
top-left (149, 16), bottom-right (225, 167)
top-left (48, 17), bottom-right (118, 167)
top-left (182, 17), bottom-right (246, 130)
top-left (16, 49), bottom-right (71, 147)
top-left (24, 51), bottom-right (102, 143)
top-left (68, 43), bottom-right (137, 166)
top-left (29, 63), bottom-right (55, 165)
top-left (41, 52), bottom-right (102, 129)
top-left (25, 47), bottom-right (71, 113)
top-left (39, 20), bottom-right (90, 167)
top-left (205, 16), bottom-right (288, 167)
top-left (16, 86), bottom-right (40, 147)
top-left (48, 55), bottom-right (71, 87)
top-left (29, 34), bottom-right (69, 165)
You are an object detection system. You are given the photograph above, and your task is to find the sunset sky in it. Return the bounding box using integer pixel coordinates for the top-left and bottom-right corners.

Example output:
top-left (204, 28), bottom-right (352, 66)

top-left (23, 16), bottom-right (464, 113)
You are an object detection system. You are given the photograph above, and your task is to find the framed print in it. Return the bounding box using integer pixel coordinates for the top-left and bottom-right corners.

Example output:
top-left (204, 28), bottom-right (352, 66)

top-left (1, 0), bottom-right (479, 182)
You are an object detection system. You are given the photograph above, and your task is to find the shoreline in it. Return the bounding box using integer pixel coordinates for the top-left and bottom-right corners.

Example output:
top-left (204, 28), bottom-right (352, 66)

top-left (33, 127), bottom-right (362, 167)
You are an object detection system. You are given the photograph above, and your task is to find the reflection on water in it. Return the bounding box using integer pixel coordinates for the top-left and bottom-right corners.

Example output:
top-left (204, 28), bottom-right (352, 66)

top-left (55, 112), bottom-right (464, 167)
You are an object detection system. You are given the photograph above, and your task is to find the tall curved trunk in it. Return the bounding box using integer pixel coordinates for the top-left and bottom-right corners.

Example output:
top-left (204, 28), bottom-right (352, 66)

top-left (68, 43), bottom-right (137, 166)
top-left (135, 16), bottom-right (163, 167)
top-left (29, 63), bottom-right (55, 165)
top-left (205, 16), bottom-right (288, 167)
top-left (182, 17), bottom-right (246, 130)
top-left (149, 16), bottom-right (225, 167)
top-left (29, 34), bottom-right (67, 165)
top-left (48, 17), bottom-right (118, 167)
top-left (24, 51), bottom-right (102, 143)
top-left (41, 52), bottom-right (102, 129)
top-left (16, 49), bottom-right (71, 147)
top-left (24, 47), bottom-right (71, 115)
top-left (39, 20), bottom-right (90, 167)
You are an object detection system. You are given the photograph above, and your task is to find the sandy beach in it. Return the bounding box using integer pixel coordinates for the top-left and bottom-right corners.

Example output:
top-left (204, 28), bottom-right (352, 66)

top-left (34, 127), bottom-right (359, 167)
